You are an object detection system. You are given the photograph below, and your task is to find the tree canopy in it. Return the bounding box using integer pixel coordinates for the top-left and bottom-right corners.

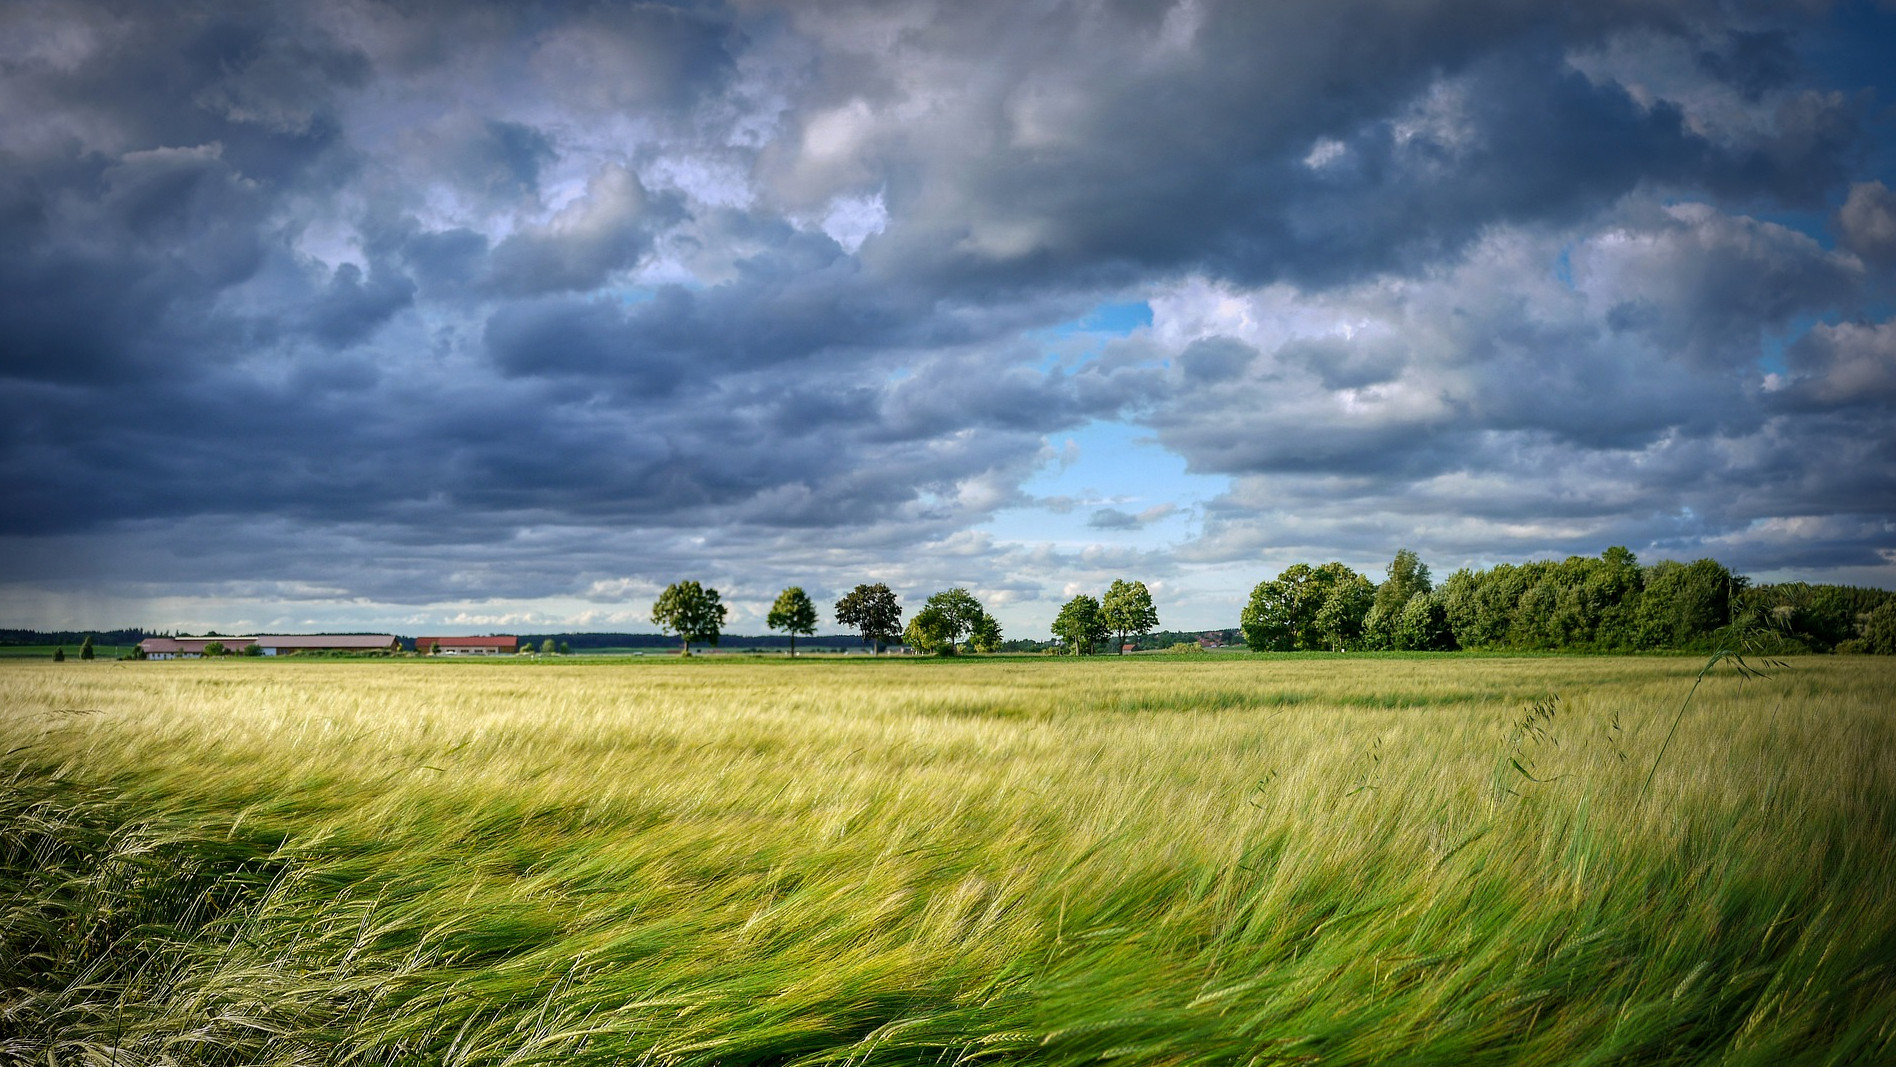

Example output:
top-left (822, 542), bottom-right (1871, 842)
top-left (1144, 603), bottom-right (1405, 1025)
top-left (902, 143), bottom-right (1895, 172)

top-left (967, 611), bottom-right (1003, 653)
top-left (1238, 546), bottom-right (1895, 654)
top-left (1100, 579), bottom-right (1160, 653)
top-left (1241, 563), bottom-right (1371, 652)
top-left (904, 605), bottom-right (958, 655)
top-left (1866, 599), bottom-right (1896, 655)
top-left (1051, 594), bottom-right (1108, 655)
top-left (835, 583), bottom-right (902, 653)
top-left (766, 586), bottom-right (819, 656)
top-left (651, 580), bottom-right (727, 655)
top-left (1364, 549), bottom-right (1433, 649)
top-left (919, 588), bottom-right (987, 652)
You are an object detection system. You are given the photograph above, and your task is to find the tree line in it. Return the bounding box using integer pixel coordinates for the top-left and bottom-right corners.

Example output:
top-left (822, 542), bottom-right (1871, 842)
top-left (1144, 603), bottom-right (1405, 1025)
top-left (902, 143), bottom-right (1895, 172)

top-left (46, 550), bottom-right (1889, 662)
top-left (1241, 547), bottom-right (1896, 654)
top-left (650, 579), bottom-right (1162, 655)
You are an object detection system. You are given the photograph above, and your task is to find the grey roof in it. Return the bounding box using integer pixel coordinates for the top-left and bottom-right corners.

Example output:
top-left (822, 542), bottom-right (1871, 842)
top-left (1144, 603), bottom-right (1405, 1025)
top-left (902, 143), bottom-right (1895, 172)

top-left (252, 634), bottom-right (397, 648)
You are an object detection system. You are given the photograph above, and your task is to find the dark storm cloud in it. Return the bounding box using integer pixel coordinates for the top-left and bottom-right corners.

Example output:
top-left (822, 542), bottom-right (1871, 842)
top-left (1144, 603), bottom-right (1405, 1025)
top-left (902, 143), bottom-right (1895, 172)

top-left (451, 120), bottom-right (558, 200)
top-left (1778, 321), bottom-right (1896, 409)
top-left (1178, 338), bottom-right (1257, 385)
top-left (0, 0), bottom-right (1892, 628)
top-left (827, 2), bottom-right (1859, 293)
top-left (1837, 181), bottom-right (1896, 267)
top-left (306, 261), bottom-right (416, 348)
top-left (1696, 29), bottom-right (1799, 102)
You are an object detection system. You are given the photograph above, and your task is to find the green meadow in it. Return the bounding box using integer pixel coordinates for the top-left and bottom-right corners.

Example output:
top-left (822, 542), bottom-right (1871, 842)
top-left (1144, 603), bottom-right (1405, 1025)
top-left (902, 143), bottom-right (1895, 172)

top-left (3, 654), bottom-right (1893, 1065)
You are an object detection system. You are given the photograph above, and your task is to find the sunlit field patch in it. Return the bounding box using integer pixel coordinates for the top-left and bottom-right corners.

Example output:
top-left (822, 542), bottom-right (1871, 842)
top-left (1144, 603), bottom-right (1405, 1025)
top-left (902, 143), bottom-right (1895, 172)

top-left (3, 654), bottom-right (1894, 1065)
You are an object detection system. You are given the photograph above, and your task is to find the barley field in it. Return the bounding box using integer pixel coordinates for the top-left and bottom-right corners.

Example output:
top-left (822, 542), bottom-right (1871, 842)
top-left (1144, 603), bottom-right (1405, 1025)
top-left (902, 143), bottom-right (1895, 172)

top-left (3, 654), bottom-right (1894, 1066)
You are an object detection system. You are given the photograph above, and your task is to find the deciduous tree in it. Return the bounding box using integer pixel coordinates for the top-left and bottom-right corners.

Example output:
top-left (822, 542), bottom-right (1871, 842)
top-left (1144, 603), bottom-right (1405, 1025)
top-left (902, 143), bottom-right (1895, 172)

top-left (1101, 579), bottom-right (1159, 653)
top-left (1861, 598), bottom-right (1896, 655)
top-left (921, 588), bottom-right (986, 652)
top-left (1394, 591), bottom-right (1455, 651)
top-left (1243, 563), bottom-right (1370, 651)
top-left (652, 580), bottom-right (728, 655)
top-left (835, 583), bottom-right (902, 654)
top-left (767, 587), bottom-right (819, 656)
top-left (1636, 559), bottom-right (1737, 650)
top-left (904, 606), bottom-right (957, 655)
top-left (968, 611), bottom-right (1003, 653)
top-left (1312, 564), bottom-right (1374, 650)
top-left (1366, 549), bottom-right (1432, 649)
top-left (1052, 594), bottom-right (1108, 655)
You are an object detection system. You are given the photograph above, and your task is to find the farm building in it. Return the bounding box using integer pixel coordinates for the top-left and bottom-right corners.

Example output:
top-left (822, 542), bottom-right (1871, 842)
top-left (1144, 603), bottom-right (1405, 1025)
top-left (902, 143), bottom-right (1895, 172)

top-left (137, 636), bottom-right (258, 659)
top-left (137, 635), bottom-right (399, 658)
top-left (416, 636), bottom-right (518, 655)
top-left (254, 635), bottom-right (399, 655)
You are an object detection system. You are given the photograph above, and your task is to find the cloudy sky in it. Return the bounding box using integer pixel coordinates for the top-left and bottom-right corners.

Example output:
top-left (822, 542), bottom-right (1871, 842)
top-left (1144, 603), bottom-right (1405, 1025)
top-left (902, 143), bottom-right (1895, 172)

top-left (4, 0), bottom-right (1895, 637)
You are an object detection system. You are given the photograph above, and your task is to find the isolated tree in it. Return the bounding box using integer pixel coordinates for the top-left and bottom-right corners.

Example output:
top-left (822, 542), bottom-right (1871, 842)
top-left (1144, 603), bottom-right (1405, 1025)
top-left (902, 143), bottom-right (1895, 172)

top-left (52, 647), bottom-right (65, 662)
top-left (904, 605), bottom-right (958, 655)
top-left (540, 638), bottom-right (556, 655)
top-left (767, 586), bottom-right (819, 656)
top-left (1052, 594), bottom-right (1108, 655)
top-left (243, 642), bottom-right (263, 656)
top-left (967, 611), bottom-right (1004, 653)
top-left (835, 583), bottom-right (902, 654)
top-left (1101, 579), bottom-right (1159, 653)
top-left (79, 636), bottom-right (94, 661)
top-left (558, 641), bottom-right (571, 655)
top-left (201, 641), bottom-right (225, 657)
top-left (652, 580), bottom-right (727, 655)
top-left (922, 587), bottom-right (986, 652)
